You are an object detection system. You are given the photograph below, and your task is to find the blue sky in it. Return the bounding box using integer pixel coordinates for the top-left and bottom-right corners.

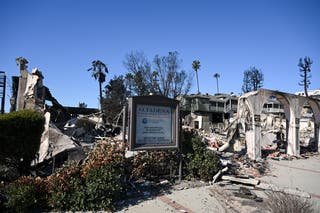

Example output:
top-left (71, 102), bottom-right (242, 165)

top-left (0, 0), bottom-right (319, 111)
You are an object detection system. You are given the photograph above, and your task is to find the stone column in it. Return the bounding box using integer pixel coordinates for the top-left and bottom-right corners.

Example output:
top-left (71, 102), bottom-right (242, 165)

top-left (15, 57), bottom-right (29, 111)
top-left (286, 96), bottom-right (304, 156)
top-left (287, 117), bottom-right (300, 155)
top-left (245, 114), bottom-right (263, 160)
top-left (315, 123), bottom-right (320, 151)
top-left (309, 100), bottom-right (320, 152)
top-left (253, 114), bottom-right (262, 159)
top-left (245, 92), bottom-right (267, 160)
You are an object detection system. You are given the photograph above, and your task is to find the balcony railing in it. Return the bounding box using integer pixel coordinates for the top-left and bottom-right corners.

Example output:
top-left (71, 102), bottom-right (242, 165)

top-left (262, 108), bottom-right (284, 113)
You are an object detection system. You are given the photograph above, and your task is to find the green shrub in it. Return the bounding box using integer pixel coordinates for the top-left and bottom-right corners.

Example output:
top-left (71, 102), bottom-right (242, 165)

top-left (0, 110), bottom-right (44, 175)
top-left (127, 130), bottom-right (221, 182)
top-left (6, 183), bottom-right (36, 212)
top-left (3, 140), bottom-right (126, 212)
top-left (129, 151), bottom-right (178, 181)
top-left (84, 165), bottom-right (123, 211)
top-left (183, 132), bottom-right (221, 181)
top-left (186, 149), bottom-right (221, 181)
top-left (82, 139), bottom-right (126, 175)
top-left (4, 176), bottom-right (48, 212)
top-left (0, 182), bottom-right (6, 212)
top-left (48, 164), bottom-right (123, 212)
top-left (47, 163), bottom-right (85, 211)
top-left (48, 140), bottom-right (126, 211)
top-left (181, 129), bottom-right (195, 154)
top-left (1, 131), bottom-right (221, 212)
top-left (82, 141), bottom-right (125, 211)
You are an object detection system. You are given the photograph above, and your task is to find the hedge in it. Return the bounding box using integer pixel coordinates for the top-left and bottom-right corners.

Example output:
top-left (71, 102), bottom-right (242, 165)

top-left (0, 110), bottom-right (44, 175)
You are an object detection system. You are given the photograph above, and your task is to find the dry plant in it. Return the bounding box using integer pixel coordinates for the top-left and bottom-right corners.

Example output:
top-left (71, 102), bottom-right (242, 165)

top-left (265, 191), bottom-right (314, 213)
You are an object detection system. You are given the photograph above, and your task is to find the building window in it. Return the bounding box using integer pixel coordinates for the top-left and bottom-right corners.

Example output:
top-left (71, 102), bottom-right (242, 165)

top-left (231, 100), bottom-right (238, 105)
top-left (194, 121), bottom-right (199, 129)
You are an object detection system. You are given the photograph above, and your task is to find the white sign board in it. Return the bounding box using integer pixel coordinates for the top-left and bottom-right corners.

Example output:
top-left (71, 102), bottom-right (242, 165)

top-left (128, 96), bottom-right (179, 150)
top-left (136, 104), bottom-right (172, 145)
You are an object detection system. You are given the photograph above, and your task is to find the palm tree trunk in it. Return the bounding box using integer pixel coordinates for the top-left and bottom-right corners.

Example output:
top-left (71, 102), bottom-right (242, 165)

top-left (216, 77), bottom-right (219, 93)
top-left (99, 80), bottom-right (103, 111)
top-left (196, 71), bottom-right (200, 94)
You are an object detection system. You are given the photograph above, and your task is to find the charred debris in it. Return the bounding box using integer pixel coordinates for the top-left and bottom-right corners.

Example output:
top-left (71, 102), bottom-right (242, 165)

top-left (9, 58), bottom-right (122, 177)
top-left (8, 58), bottom-right (320, 187)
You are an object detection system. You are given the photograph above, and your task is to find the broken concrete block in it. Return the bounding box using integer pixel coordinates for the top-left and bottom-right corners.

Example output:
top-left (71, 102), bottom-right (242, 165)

top-left (221, 175), bottom-right (260, 186)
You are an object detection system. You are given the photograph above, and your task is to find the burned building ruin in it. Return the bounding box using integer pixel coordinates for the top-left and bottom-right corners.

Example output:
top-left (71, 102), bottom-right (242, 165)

top-left (179, 89), bottom-right (320, 160)
top-left (178, 93), bottom-right (238, 131)
top-left (236, 89), bottom-right (320, 159)
top-left (9, 57), bottom-right (320, 163)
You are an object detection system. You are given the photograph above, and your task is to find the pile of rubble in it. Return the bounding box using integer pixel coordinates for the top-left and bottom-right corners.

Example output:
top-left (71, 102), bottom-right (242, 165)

top-left (182, 118), bottom-right (317, 206)
top-left (265, 151), bottom-right (318, 161)
top-left (210, 151), bottom-right (268, 185)
top-left (30, 111), bottom-right (124, 176)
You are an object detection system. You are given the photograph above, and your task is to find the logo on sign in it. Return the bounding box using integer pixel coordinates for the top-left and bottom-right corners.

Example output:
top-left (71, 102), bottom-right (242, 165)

top-left (142, 118), bottom-right (148, 124)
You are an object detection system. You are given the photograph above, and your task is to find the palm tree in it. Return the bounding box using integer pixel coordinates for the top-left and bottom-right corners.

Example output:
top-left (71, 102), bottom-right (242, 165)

top-left (87, 60), bottom-right (108, 110)
top-left (213, 73), bottom-right (220, 93)
top-left (192, 60), bottom-right (201, 94)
